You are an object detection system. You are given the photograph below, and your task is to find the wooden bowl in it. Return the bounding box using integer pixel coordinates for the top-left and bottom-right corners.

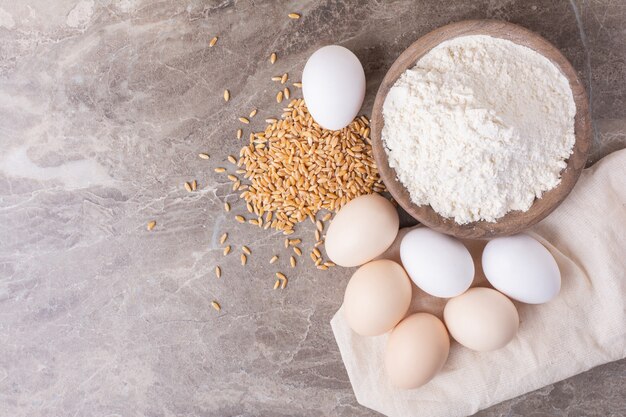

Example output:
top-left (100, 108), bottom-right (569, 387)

top-left (371, 20), bottom-right (591, 239)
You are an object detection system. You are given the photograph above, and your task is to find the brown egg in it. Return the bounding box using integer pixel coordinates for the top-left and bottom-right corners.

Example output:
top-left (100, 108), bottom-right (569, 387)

top-left (325, 194), bottom-right (399, 267)
top-left (443, 287), bottom-right (519, 351)
top-left (343, 260), bottom-right (412, 336)
top-left (384, 313), bottom-right (450, 389)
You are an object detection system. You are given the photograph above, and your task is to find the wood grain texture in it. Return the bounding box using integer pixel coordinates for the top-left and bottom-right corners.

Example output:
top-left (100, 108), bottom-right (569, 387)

top-left (371, 20), bottom-right (591, 239)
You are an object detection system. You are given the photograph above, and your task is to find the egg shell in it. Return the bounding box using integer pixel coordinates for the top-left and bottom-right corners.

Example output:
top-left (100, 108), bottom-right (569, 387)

top-left (444, 287), bottom-right (519, 351)
top-left (482, 234), bottom-right (561, 304)
top-left (400, 228), bottom-right (474, 298)
top-left (374, 226), bottom-right (415, 265)
top-left (325, 194), bottom-right (399, 267)
top-left (384, 313), bottom-right (450, 389)
top-left (343, 260), bottom-right (412, 336)
top-left (302, 45), bottom-right (366, 130)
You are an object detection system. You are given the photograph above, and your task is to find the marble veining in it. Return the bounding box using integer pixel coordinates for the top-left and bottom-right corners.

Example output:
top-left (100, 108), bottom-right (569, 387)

top-left (0, 1), bottom-right (624, 416)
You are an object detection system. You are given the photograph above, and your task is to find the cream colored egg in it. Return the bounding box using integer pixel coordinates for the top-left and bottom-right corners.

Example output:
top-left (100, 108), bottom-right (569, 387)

top-left (326, 194), bottom-right (399, 267)
top-left (343, 260), bottom-right (412, 336)
top-left (444, 287), bottom-right (519, 352)
top-left (384, 313), bottom-right (450, 389)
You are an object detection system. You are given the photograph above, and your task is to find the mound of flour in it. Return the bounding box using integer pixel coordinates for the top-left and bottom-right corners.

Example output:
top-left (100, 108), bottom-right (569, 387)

top-left (382, 35), bottom-right (576, 224)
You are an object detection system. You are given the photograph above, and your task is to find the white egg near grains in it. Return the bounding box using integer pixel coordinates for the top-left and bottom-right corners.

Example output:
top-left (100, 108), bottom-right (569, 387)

top-left (400, 228), bottom-right (474, 298)
top-left (302, 45), bottom-right (366, 130)
top-left (343, 260), bottom-right (412, 336)
top-left (482, 234), bottom-right (561, 304)
top-left (325, 194), bottom-right (399, 267)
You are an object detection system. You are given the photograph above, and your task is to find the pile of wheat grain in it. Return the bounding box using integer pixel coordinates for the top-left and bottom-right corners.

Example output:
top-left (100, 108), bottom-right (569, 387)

top-left (235, 98), bottom-right (385, 235)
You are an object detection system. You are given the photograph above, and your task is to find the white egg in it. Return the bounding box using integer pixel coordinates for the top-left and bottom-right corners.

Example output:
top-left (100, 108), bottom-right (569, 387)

top-left (400, 228), bottom-right (474, 298)
top-left (302, 45), bottom-right (366, 130)
top-left (482, 234), bottom-right (561, 304)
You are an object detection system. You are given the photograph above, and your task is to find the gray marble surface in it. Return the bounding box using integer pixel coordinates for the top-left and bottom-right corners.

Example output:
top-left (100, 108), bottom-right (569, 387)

top-left (0, 1), bottom-right (624, 416)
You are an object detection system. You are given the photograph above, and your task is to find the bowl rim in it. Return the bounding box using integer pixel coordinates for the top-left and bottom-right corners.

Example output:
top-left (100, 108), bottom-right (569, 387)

top-left (370, 19), bottom-right (591, 239)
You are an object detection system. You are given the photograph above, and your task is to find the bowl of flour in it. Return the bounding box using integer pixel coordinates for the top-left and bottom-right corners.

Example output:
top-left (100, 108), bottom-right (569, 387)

top-left (371, 20), bottom-right (591, 239)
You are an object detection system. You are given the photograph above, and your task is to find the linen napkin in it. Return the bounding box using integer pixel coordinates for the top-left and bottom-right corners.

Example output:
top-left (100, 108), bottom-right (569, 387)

top-left (331, 149), bottom-right (626, 417)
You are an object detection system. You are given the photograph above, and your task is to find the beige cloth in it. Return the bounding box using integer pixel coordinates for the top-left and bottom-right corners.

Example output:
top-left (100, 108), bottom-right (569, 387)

top-left (331, 149), bottom-right (626, 417)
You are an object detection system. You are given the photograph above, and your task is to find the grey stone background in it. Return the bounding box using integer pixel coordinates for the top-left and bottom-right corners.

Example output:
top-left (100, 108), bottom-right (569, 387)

top-left (0, 1), bottom-right (624, 416)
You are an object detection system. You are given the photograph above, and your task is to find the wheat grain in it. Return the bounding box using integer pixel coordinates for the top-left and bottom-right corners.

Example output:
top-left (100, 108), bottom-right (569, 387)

top-left (234, 102), bottom-right (384, 235)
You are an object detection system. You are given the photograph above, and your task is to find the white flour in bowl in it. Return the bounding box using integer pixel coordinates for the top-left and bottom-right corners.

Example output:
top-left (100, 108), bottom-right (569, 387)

top-left (382, 35), bottom-right (576, 224)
